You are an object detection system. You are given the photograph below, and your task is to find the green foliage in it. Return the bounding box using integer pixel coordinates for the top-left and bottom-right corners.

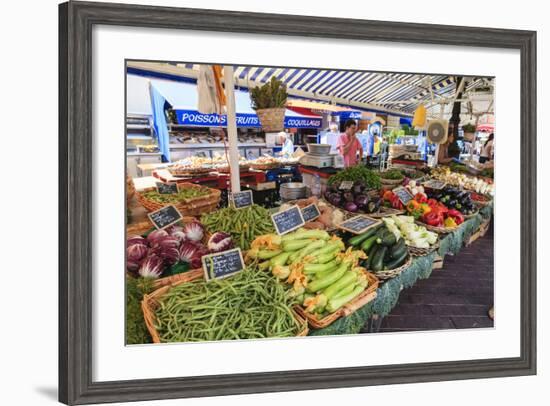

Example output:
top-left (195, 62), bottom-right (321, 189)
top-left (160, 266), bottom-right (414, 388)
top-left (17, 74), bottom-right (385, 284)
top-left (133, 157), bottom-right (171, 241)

top-left (250, 77), bottom-right (288, 110)
top-left (327, 165), bottom-right (381, 190)
top-left (126, 276), bottom-right (154, 345)
top-left (462, 123), bottom-right (476, 133)
top-left (401, 124), bottom-right (419, 136)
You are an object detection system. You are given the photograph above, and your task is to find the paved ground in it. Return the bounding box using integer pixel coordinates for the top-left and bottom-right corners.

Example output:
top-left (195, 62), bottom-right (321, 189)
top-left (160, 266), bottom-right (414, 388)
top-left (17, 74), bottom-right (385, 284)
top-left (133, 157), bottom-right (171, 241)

top-left (377, 224), bottom-right (494, 332)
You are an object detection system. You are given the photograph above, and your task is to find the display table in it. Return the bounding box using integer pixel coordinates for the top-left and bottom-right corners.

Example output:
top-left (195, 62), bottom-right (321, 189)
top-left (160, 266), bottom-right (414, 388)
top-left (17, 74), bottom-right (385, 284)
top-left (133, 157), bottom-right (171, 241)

top-left (309, 203), bottom-right (493, 336)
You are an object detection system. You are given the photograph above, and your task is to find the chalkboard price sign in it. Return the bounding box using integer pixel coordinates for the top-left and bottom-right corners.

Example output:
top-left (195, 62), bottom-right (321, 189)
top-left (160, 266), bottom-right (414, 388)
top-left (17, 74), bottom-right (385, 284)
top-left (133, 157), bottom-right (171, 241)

top-left (301, 203), bottom-right (321, 222)
top-left (202, 248), bottom-right (245, 281)
top-left (271, 205), bottom-right (305, 235)
top-left (393, 186), bottom-right (414, 205)
top-left (339, 181), bottom-right (354, 190)
top-left (338, 215), bottom-right (381, 235)
top-left (147, 205), bottom-right (182, 230)
top-left (423, 179), bottom-right (446, 190)
top-left (231, 190), bottom-right (253, 209)
top-left (156, 182), bottom-right (178, 194)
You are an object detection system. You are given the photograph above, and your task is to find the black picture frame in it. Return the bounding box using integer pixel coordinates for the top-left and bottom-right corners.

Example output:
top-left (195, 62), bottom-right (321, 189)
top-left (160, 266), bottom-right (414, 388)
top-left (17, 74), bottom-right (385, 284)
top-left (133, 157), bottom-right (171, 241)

top-left (59, 1), bottom-right (537, 404)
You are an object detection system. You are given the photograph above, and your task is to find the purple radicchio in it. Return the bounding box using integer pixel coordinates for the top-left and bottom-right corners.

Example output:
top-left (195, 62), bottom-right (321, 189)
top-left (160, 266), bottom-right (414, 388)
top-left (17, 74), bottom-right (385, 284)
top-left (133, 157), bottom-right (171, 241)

top-left (179, 241), bottom-right (209, 269)
top-left (207, 232), bottom-right (234, 253)
top-left (183, 221), bottom-right (205, 242)
top-left (150, 236), bottom-right (180, 266)
top-left (146, 229), bottom-right (169, 246)
top-left (138, 254), bottom-right (164, 278)
top-left (127, 235), bottom-right (147, 248)
top-left (166, 225), bottom-right (186, 244)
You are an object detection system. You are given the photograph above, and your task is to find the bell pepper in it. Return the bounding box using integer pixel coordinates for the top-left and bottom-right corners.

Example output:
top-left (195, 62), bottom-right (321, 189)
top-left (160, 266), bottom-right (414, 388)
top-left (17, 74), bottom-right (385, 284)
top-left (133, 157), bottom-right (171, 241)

top-left (420, 203), bottom-right (432, 215)
top-left (427, 198), bottom-right (439, 208)
top-left (444, 217), bottom-right (458, 228)
top-left (422, 211), bottom-right (443, 227)
top-left (414, 193), bottom-right (428, 204)
top-left (391, 195), bottom-right (404, 210)
top-left (406, 200), bottom-right (421, 213)
top-left (447, 209), bottom-right (464, 225)
top-left (383, 190), bottom-right (394, 201)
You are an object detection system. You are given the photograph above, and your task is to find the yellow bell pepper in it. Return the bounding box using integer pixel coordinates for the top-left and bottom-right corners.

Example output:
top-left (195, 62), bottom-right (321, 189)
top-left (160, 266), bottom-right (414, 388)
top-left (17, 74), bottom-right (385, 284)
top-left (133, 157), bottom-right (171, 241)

top-left (444, 217), bottom-right (457, 228)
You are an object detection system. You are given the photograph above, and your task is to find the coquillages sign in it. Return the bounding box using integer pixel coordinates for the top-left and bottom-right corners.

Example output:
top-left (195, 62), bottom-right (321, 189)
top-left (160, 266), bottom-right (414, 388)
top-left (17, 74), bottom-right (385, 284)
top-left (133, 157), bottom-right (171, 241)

top-left (175, 110), bottom-right (322, 129)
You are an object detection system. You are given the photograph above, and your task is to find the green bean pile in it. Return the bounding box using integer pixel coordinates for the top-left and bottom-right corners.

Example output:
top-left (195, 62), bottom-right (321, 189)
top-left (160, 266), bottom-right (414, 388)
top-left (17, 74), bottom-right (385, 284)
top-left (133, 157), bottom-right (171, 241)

top-left (154, 266), bottom-right (305, 342)
top-left (142, 187), bottom-right (210, 204)
top-left (201, 204), bottom-right (275, 250)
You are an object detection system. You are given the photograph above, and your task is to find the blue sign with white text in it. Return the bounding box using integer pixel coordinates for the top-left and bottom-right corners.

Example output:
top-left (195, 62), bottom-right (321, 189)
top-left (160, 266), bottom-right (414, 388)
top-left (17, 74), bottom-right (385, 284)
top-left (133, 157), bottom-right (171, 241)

top-left (175, 110), bottom-right (321, 129)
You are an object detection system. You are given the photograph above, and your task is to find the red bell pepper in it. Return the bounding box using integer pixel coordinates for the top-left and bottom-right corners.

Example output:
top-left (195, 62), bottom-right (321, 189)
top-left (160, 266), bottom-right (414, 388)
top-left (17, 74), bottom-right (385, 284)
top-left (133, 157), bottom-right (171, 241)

top-left (414, 193), bottom-right (428, 204)
top-left (422, 211), bottom-right (443, 227)
top-left (427, 198), bottom-right (439, 208)
top-left (447, 209), bottom-right (464, 225)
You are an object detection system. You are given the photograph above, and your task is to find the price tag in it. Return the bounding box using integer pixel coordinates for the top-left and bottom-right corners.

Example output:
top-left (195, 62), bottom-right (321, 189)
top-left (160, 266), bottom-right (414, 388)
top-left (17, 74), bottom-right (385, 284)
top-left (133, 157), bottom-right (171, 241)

top-left (337, 215), bottom-right (381, 235)
top-left (271, 205), bottom-right (305, 235)
top-left (423, 179), bottom-right (446, 190)
top-left (339, 181), bottom-right (354, 190)
top-left (147, 205), bottom-right (182, 230)
top-left (155, 182), bottom-right (178, 194)
top-left (393, 186), bottom-right (414, 205)
top-left (301, 203), bottom-right (321, 222)
top-left (202, 248), bottom-right (245, 281)
top-left (231, 190), bottom-right (254, 209)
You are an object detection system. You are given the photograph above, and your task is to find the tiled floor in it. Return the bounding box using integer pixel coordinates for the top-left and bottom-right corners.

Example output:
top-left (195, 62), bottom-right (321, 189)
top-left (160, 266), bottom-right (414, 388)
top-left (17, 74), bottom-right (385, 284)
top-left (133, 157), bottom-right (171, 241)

top-left (377, 225), bottom-right (494, 332)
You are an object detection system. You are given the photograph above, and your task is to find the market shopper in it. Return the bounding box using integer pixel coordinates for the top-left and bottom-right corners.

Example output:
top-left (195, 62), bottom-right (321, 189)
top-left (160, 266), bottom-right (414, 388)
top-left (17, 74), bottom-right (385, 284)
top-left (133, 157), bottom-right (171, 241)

top-left (437, 133), bottom-right (455, 165)
top-left (337, 119), bottom-right (363, 167)
top-left (479, 133), bottom-right (494, 163)
top-left (278, 131), bottom-right (294, 157)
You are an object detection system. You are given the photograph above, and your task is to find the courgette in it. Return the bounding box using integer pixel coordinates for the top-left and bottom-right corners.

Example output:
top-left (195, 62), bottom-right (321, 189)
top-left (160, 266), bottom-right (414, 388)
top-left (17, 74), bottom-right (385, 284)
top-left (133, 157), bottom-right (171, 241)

top-left (370, 245), bottom-right (388, 272)
top-left (360, 235), bottom-right (378, 252)
top-left (384, 250), bottom-right (408, 270)
top-left (390, 238), bottom-right (407, 260)
top-left (377, 229), bottom-right (397, 246)
top-left (366, 244), bottom-right (379, 269)
top-left (347, 224), bottom-right (382, 246)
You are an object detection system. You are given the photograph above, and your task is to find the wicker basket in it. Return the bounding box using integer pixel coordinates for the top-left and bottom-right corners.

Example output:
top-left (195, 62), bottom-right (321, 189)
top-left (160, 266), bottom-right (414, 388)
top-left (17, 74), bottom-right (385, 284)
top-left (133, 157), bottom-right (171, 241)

top-left (168, 166), bottom-right (213, 177)
top-left (256, 107), bottom-right (286, 132)
top-left (380, 177), bottom-right (404, 186)
top-left (294, 271), bottom-right (379, 329)
top-left (136, 183), bottom-right (221, 216)
top-left (371, 254), bottom-right (413, 280)
top-left (249, 162), bottom-right (281, 171)
top-left (369, 207), bottom-right (406, 218)
top-left (142, 275), bottom-right (308, 343)
top-left (407, 241), bottom-right (439, 257)
top-left (463, 210), bottom-right (480, 220)
top-left (415, 220), bottom-right (456, 234)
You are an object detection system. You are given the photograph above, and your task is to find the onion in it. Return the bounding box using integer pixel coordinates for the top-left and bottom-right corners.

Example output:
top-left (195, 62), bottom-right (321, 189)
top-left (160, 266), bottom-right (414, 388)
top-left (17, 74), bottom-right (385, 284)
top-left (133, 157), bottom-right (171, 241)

top-left (344, 202), bottom-right (358, 212)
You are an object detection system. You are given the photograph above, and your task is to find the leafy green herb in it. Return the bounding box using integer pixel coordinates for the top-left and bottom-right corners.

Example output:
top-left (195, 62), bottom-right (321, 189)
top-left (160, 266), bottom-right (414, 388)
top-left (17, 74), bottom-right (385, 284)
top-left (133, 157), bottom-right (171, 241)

top-left (250, 77), bottom-right (288, 110)
top-left (380, 169), bottom-right (404, 180)
top-left (126, 276), bottom-right (154, 345)
top-left (327, 165), bottom-right (381, 190)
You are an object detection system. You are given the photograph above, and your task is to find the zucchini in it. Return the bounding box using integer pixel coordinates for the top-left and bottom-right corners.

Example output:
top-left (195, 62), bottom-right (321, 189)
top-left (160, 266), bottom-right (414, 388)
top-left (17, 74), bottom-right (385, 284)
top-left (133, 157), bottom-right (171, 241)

top-left (323, 271), bottom-right (357, 299)
top-left (347, 224), bottom-right (382, 246)
top-left (307, 263), bottom-right (349, 293)
top-left (384, 250), bottom-right (408, 270)
top-left (378, 229), bottom-right (397, 246)
top-left (366, 244), bottom-right (379, 269)
top-left (360, 235), bottom-right (378, 252)
top-left (390, 239), bottom-right (407, 260)
top-left (370, 245), bottom-right (388, 272)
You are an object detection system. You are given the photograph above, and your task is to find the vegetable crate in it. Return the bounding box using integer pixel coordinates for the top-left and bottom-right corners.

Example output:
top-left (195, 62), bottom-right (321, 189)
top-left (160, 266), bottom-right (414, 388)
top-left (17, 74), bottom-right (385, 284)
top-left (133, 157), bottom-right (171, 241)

top-left (142, 275), bottom-right (309, 343)
top-left (136, 183), bottom-right (221, 216)
top-left (294, 271), bottom-right (379, 329)
top-left (466, 218), bottom-right (491, 246)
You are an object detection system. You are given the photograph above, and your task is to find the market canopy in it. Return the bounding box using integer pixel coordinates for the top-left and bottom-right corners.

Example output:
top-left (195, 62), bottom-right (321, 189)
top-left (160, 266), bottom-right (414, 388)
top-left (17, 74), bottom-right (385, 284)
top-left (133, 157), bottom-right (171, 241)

top-left (128, 61), bottom-right (494, 121)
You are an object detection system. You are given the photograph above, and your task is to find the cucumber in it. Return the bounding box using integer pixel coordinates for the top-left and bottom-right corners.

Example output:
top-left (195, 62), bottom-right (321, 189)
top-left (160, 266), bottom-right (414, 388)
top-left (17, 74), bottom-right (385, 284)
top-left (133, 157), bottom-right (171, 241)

top-left (360, 235), bottom-right (378, 252)
top-left (371, 245), bottom-right (388, 272)
top-left (390, 239), bottom-right (407, 260)
top-left (347, 224), bottom-right (382, 246)
top-left (366, 244), bottom-right (379, 269)
top-left (378, 230), bottom-right (397, 246)
top-left (384, 250), bottom-right (408, 270)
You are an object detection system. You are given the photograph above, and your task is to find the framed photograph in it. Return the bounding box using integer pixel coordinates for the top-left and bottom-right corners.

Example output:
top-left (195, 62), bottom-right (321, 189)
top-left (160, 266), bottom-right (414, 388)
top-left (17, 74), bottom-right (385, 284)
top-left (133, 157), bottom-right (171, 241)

top-left (59, 1), bottom-right (536, 404)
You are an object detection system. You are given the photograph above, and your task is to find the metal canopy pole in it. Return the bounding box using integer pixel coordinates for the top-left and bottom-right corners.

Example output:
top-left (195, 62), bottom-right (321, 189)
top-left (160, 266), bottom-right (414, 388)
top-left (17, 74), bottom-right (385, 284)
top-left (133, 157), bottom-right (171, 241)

top-left (224, 66), bottom-right (241, 193)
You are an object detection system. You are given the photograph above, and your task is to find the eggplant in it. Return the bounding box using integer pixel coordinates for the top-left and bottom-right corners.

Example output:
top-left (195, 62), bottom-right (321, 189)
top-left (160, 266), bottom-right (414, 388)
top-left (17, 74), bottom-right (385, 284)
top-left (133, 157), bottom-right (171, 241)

top-left (354, 194), bottom-right (370, 209)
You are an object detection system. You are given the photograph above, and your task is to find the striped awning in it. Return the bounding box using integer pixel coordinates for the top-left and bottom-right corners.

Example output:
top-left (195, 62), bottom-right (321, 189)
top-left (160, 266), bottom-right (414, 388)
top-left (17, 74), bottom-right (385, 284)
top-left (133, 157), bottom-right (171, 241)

top-left (127, 61), bottom-right (493, 117)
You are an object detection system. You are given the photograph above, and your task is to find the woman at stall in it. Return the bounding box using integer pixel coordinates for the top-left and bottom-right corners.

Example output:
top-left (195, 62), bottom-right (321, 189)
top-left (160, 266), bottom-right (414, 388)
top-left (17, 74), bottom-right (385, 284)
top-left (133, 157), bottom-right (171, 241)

top-left (479, 133), bottom-right (494, 164)
top-left (437, 133), bottom-right (455, 165)
top-left (337, 119), bottom-right (363, 167)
